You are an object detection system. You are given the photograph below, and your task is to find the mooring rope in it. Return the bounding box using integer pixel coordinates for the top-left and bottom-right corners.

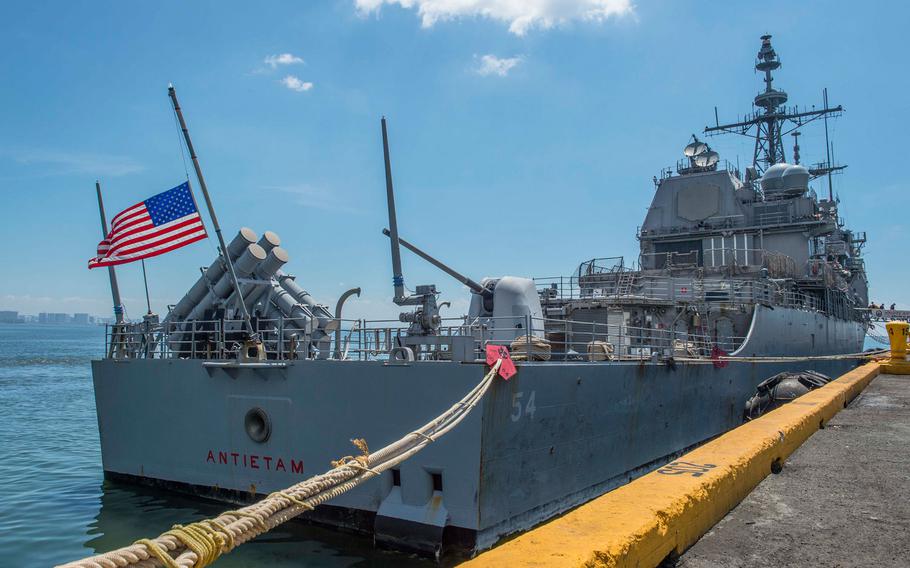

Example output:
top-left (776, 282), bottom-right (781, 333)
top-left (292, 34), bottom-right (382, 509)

top-left (58, 359), bottom-right (504, 568)
top-left (676, 348), bottom-right (888, 364)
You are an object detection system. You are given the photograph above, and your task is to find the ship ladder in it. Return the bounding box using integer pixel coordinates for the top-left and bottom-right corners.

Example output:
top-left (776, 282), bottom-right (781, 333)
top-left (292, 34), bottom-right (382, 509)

top-left (615, 271), bottom-right (635, 297)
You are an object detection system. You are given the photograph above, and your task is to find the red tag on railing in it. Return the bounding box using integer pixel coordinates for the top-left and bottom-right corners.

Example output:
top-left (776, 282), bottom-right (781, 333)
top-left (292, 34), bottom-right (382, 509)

top-left (711, 345), bottom-right (729, 369)
top-left (486, 344), bottom-right (517, 380)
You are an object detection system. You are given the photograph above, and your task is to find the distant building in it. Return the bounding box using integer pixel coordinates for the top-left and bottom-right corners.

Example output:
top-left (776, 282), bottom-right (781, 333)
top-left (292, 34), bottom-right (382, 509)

top-left (0, 310), bottom-right (18, 323)
top-left (73, 313), bottom-right (91, 325)
top-left (38, 313), bottom-right (71, 324)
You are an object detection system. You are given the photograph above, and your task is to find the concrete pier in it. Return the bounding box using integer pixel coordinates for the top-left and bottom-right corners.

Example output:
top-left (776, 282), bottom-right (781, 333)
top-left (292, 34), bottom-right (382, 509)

top-left (677, 372), bottom-right (910, 568)
top-left (460, 362), bottom-right (886, 568)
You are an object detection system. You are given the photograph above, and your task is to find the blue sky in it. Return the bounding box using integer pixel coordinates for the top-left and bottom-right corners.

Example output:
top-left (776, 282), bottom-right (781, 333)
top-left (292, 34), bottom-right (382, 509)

top-left (1, 0), bottom-right (907, 320)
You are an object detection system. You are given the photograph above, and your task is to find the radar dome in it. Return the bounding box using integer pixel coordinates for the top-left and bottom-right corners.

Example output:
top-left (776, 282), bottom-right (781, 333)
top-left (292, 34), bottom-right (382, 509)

top-left (760, 163), bottom-right (790, 193)
top-left (780, 164), bottom-right (810, 197)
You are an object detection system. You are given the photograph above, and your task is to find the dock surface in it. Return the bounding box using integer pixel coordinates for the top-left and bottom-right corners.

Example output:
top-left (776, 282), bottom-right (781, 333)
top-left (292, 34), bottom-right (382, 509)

top-left (677, 372), bottom-right (910, 568)
top-left (460, 362), bottom-right (892, 568)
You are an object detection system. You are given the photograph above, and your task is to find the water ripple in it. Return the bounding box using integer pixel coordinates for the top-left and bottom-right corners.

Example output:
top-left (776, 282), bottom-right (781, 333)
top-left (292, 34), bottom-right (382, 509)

top-left (0, 324), bottom-right (431, 567)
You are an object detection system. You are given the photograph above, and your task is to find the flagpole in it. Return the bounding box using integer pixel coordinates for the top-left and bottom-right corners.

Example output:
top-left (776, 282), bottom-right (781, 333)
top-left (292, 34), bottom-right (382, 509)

top-left (96, 181), bottom-right (124, 323)
top-left (167, 84), bottom-right (254, 336)
top-left (96, 181), bottom-right (125, 358)
top-left (140, 259), bottom-right (152, 314)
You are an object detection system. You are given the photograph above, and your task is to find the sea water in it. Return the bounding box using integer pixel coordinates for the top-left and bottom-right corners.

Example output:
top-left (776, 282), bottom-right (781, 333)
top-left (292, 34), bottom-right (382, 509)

top-left (0, 324), bottom-right (429, 567)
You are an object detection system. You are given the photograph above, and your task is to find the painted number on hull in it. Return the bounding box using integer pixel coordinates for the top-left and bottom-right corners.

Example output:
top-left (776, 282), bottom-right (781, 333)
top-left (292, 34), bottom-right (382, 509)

top-left (511, 391), bottom-right (537, 422)
top-left (657, 461), bottom-right (717, 477)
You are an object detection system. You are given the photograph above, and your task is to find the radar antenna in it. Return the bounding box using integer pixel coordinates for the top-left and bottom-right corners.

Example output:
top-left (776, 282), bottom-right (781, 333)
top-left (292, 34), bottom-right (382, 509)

top-left (678, 135), bottom-right (719, 174)
top-left (705, 35), bottom-right (844, 176)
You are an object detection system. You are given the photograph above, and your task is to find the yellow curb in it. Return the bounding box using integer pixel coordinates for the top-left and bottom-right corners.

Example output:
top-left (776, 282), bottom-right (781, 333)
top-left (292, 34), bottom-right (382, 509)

top-left (462, 362), bottom-right (881, 568)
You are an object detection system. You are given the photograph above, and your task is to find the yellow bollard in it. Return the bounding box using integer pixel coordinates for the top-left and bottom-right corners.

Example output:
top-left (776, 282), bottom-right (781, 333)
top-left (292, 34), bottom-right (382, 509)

top-left (881, 321), bottom-right (910, 374)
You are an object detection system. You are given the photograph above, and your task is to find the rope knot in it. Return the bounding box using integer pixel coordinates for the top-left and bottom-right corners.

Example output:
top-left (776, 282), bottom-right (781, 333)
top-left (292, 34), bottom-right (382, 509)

top-left (162, 520), bottom-right (228, 568)
top-left (331, 438), bottom-right (379, 474)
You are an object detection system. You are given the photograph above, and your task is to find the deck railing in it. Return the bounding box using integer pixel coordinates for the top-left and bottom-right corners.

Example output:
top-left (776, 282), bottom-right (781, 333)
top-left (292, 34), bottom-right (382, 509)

top-left (104, 313), bottom-right (747, 364)
top-left (535, 273), bottom-right (822, 312)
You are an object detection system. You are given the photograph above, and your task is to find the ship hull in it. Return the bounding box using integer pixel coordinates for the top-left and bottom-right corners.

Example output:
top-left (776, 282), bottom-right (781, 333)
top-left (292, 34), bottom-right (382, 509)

top-left (91, 306), bottom-right (866, 554)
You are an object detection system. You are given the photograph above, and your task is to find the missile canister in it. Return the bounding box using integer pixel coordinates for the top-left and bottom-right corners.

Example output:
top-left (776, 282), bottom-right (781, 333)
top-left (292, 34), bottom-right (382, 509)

top-left (168, 228), bottom-right (257, 320)
top-left (277, 273), bottom-right (338, 332)
top-left (257, 231), bottom-right (281, 254)
top-left (270, 285), bottom-right (316, 335)
top-left (222, 247), bottom-right (289, 311)
top-left (187, 243), bottom-right (266, 320)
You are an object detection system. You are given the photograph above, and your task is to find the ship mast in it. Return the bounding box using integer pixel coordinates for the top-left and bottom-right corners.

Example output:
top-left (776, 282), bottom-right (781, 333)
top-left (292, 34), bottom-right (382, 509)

top-left (705, 35), bottom-right (845, 178)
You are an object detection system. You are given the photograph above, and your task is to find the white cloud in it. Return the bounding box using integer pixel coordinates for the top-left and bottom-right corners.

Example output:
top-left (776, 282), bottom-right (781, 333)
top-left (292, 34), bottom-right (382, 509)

top-left (281, 75), bottom-right (314, 92)
top-left (264, 53), bottom-right (304, 68)
top-left (354, 0), bottom-right (634, 35)
top-left (475, 54), bottom-right (522, 76)
top-left (269, 184), bottom-right (363, 213)
top-left (12, 150), bottom-right (143, 177)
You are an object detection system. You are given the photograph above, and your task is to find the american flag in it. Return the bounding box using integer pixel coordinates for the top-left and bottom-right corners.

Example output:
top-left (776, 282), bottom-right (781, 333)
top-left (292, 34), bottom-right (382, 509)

top-left (88, 182), bottom-right (208, 269)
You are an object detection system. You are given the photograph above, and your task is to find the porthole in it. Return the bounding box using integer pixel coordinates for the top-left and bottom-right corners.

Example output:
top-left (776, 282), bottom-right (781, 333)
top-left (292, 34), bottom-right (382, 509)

top-left (244, 407), bottom-right (271, 443)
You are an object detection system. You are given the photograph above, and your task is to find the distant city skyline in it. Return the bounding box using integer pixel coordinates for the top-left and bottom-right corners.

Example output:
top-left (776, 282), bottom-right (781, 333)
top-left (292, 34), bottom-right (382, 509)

top-left (0, 310), bottom-right (110, 325)
top-left (1, 1), bottom-right (907, 320)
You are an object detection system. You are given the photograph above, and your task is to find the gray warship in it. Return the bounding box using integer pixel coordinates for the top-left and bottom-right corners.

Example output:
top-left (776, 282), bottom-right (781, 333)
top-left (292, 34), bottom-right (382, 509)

top-left (91, 35), bottom-right (868, 556)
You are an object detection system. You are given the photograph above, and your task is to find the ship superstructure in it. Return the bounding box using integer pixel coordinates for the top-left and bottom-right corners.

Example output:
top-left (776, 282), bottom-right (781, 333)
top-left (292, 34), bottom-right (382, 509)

top-left (537, 34), bottom-right (866, 360)
top-left (91, 36), bottom-right (869, 557)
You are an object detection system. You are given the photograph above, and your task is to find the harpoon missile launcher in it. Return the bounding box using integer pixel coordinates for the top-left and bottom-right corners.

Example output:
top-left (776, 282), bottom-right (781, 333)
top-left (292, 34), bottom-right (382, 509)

top-left (165, 228), bottom-right (337, 360)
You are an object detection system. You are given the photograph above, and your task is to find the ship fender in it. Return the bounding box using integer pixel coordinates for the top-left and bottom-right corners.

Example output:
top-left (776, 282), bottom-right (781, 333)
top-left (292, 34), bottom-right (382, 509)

top-left (744, 370), bottom-right (831, 420)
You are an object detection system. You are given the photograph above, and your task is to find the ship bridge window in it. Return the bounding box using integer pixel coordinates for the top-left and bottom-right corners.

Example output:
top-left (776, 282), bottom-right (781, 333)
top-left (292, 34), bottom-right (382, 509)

top-left (652, 240), bottom-right (702, 269)
top-left (704, 234), bottom-right (754, 267)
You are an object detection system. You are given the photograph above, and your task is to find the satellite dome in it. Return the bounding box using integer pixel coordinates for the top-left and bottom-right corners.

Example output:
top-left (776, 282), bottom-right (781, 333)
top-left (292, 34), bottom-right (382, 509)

top-left (694, 151), bottom-right (719, 168)
top-left (684, 139), bottom-right (708, 157)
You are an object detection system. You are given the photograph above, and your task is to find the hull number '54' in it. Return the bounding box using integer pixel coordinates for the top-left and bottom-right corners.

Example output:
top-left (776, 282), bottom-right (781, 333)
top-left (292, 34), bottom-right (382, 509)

top-left (511, 391), bottom-right (537, 422)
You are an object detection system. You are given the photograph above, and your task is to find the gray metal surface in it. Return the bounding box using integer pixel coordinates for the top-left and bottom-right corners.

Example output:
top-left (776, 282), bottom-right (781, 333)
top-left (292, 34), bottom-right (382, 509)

top-left (93, 305), bottom-right (863, 552)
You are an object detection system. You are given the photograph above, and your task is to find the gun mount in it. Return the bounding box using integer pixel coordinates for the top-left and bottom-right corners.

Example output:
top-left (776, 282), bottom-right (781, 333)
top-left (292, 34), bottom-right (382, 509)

top-left (380, 117), bottom-right (443, 336)
top-left (379, 117), bottom-right (543, 345)
top-left (381, 229), bottom-right (494, 307)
